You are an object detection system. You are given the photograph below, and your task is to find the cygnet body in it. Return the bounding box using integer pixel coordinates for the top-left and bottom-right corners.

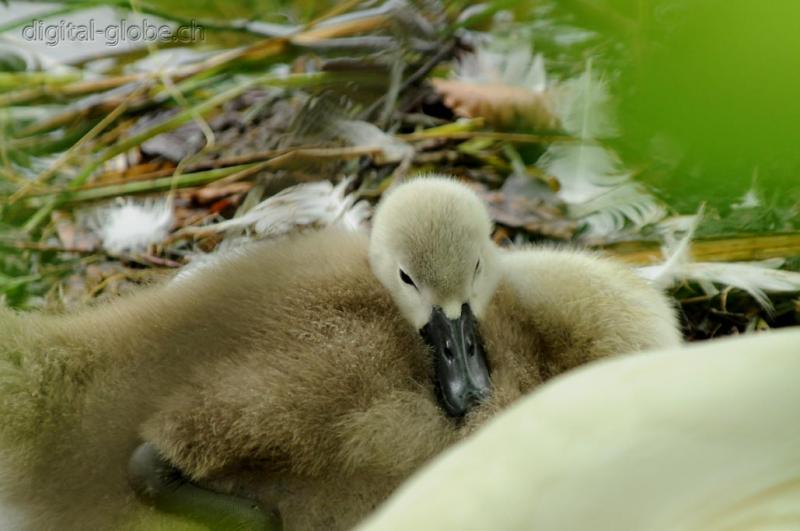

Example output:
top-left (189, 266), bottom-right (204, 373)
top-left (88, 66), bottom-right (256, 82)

top-left (0, 176), bottom-right (680, 530)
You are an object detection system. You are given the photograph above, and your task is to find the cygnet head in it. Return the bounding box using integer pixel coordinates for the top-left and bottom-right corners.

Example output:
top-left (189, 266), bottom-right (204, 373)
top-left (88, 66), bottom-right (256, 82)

top-left (369, 175), bottom-right (500, 417)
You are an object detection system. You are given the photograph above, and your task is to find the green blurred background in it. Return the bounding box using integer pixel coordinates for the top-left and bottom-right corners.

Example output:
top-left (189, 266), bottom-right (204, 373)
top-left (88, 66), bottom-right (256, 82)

top-left (524, 0), bottom-right (800, 214)
top-left (3, 0), bottom-right (799, 211)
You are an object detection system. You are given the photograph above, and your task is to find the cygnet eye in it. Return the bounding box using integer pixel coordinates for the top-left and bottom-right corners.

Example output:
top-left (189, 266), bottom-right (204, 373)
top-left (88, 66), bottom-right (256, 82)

top-left (399, 269), bottom-right (417, 288)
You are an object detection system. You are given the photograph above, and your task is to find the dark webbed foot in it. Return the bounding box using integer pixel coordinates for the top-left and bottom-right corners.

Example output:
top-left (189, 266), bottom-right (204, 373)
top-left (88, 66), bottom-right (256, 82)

top-left (129, 442), bottom-right (281, 530)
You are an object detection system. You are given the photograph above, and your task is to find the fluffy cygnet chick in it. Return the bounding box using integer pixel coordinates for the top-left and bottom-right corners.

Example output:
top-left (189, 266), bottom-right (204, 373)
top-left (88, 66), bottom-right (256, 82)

top-left (136, 177), bottom-right (680, 529)
top-left (0, 176), bottom-right (680, 531)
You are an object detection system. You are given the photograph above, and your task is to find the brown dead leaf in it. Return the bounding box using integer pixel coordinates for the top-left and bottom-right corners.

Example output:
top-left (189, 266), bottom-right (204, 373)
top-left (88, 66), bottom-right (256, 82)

top-left (208, 195), bottom-right (247, 215)
top-left (52, 210), bottom-right (99, 251)
top-left (432, 79), bottom-right (559, 130)
top-left (471, 175), bottom-right (575, 240)
top-left (483, 190), bottom-right (576, 239)
top-left (93, 161), bottom-right (174, 185)
top-left (491, 226), bottom-right (512, 246)
top-left (189, 182), bottom-right (254, 205)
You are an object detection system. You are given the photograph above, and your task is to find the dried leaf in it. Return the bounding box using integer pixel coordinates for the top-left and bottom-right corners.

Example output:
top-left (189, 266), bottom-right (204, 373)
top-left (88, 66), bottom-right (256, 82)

top-left (189, 183), bottom-right (255, 206)
top-left (433, 45), bottom-right (558, 129)
top-left (52, 211), bottom-right (98, 251)
top-left (474, 177), bottom-right (576, 239)
top-left (432, 79), bottom-right (558, 129)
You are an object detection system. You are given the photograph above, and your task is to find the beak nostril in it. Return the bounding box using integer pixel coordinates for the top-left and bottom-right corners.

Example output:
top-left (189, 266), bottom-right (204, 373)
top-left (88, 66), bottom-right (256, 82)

top-left (466, 337), bottom-right (474, 357)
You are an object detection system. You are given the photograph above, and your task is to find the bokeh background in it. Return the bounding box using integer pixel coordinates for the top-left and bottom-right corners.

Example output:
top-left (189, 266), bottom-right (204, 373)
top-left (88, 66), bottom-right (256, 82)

top-left (1, 0), bottom-right (799, 337)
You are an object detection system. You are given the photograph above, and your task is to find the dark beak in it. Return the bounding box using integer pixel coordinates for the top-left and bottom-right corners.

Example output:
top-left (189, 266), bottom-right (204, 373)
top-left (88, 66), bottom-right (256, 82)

top-left (420, 303), bottom-right (491, 417)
